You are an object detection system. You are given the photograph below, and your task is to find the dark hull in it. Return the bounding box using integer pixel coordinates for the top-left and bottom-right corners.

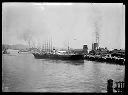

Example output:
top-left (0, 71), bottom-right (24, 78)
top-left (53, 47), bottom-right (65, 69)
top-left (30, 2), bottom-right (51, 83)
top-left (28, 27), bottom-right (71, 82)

top-left (32, 53), bottom-right (84, 60)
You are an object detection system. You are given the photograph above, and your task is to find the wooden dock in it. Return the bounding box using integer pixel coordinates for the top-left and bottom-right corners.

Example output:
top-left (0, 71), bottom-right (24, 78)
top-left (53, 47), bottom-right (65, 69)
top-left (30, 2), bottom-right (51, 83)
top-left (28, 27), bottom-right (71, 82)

top-left (84, 55), bottom-right (125, 65)
top-left (107, 79), bottom-right (125, 94)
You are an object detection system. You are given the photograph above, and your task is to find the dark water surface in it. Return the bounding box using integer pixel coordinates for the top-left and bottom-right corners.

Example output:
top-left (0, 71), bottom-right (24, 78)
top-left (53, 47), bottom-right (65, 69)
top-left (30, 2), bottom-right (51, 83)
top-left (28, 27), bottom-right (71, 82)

top-left (2, 53), bottom-right (125, 92)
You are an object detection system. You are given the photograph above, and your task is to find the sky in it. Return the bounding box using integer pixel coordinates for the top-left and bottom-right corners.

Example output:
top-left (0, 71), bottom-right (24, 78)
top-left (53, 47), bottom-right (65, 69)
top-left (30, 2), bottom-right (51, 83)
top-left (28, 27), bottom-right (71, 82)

top-left (2, 3), bottom-right (125, 50)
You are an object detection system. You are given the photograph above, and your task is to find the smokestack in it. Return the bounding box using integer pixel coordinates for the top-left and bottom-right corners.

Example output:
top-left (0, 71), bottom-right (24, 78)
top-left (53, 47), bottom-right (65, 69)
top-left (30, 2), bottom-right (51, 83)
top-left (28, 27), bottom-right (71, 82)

top-left (91, 3), bottom-right (102, 49)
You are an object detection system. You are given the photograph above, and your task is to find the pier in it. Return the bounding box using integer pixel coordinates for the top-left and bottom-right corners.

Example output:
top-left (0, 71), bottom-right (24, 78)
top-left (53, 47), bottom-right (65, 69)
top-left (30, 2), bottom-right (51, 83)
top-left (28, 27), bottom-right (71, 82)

top-left (82, 44), bottom-right (125, 65)
top-left (84, 54), bottom-right (125, 65)
top-left (107, 79), bottom-right (125, 94)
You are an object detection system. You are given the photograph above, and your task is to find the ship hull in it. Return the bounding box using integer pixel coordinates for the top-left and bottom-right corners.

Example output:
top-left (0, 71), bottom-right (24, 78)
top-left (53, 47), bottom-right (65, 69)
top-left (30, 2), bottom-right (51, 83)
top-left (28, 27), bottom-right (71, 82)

top-left (32, 53), bottom-right (84, 60)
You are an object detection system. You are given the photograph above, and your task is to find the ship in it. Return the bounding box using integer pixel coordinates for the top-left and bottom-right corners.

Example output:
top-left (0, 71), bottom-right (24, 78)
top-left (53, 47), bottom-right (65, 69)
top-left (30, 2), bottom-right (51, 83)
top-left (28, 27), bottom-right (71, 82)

top-left (32, 52), bottom-right (84, 60)
top-left (32, 38), bottom-right (84, 60)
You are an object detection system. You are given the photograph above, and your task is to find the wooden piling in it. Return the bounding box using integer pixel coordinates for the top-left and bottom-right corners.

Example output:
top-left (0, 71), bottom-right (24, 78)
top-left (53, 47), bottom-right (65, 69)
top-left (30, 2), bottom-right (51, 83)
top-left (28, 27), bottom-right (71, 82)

top-left (107, 79), bottom-right (113, 94)
top-left (114, 81), bottom-right (125, 93)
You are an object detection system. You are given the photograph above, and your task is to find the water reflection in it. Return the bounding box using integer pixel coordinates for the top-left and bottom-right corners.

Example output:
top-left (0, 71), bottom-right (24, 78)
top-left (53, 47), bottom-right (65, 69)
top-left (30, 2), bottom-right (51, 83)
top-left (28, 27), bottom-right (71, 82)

top-left (42, 59), bottom-right (84, 65)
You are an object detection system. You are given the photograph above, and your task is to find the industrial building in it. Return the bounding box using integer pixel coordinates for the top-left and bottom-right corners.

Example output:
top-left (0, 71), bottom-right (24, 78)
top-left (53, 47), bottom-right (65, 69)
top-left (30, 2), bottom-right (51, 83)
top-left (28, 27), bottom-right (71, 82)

top-left (83, 45), bottom-right (88, 54)
top-left (92, 43), bottom-right (98, 50)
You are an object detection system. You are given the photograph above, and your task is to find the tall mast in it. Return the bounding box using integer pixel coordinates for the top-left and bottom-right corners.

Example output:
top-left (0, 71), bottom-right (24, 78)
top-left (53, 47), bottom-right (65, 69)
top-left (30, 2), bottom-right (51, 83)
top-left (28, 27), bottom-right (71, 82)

top-left (49, 37), bottom-right (52, 52)
top-left (44, 40), bottom-right (46, 52)
top-left (42, 42), bottom-right (44, 51)
top-left (47, 39), bottom-right (49, 52)
top-left (48, 38), bottom-right (49, 52)
top-left (50, 37), bottom-right (52, 52)
top-left (68, 40), bottom-right (69, 51)
top-left (48, 39), bottom-right (49, 52)
top-left (46, 40), bottom-right (47, 52)
top-left (46, 39), bottom-right (48, 52)
top-left (51, 37), bottom-right (52, 52)
top-left (41, 43), bottom-right (42, 51)
top-left (45, 40), bottom-right (47, 52)
top-left (43, 41), bottom-right (44, 51)
top-left (49, 37), bottom-right (51, 52)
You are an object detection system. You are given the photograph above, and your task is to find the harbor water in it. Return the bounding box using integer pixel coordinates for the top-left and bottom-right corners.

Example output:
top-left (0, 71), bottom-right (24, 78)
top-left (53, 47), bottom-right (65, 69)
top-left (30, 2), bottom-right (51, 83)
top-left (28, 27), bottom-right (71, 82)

top-left (2, 53), bottom-right (125, 92)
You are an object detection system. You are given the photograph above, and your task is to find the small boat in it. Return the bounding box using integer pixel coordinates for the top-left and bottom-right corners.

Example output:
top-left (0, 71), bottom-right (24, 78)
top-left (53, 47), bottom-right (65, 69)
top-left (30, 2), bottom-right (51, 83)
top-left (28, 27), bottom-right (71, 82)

top-left (2, 49), bottom-right (9, 54)
top-left (18, 49), bottom-right (29, 53)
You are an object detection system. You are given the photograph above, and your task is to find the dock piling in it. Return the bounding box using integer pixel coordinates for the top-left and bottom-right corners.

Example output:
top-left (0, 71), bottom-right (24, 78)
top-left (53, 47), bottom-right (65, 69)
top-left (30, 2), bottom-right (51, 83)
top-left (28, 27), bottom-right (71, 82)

top-left (107, 79), bottom-right (113, 94)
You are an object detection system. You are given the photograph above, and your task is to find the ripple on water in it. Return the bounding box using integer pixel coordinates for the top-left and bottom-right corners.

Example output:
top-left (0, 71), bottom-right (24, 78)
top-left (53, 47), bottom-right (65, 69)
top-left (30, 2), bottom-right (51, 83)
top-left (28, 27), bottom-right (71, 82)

top-left (2, 54), bottom-right (125, 92)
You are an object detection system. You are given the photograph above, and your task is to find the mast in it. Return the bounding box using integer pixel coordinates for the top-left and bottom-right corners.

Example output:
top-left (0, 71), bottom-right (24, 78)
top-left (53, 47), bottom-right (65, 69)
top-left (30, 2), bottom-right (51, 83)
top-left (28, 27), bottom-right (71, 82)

top-left (44, 40), bottom-right (46, 52)
top-left (49, 37), bottom-right (51, 52)
top-left (68, 40), bottom-right (69, 51)
top-left (49, 37), bottom-right (52, 53)
top-left (42, 42), bottom-right (44, 52)
top-left (48, 39), bottom-right (50, 52)
top-left (51, 37), bottom-right (53, 51)
top-left (46, 40), bottom-right (48, 52)
top-left (46, 39), bottom-right (48, 52)
top-left (45, 40), bottom-right (47, 52)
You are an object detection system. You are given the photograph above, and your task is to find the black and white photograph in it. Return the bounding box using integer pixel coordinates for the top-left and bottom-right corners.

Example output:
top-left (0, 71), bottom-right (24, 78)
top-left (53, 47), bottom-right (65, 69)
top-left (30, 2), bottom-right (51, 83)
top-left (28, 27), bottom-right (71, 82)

top-left (2, 2), bottom-right (125, 93)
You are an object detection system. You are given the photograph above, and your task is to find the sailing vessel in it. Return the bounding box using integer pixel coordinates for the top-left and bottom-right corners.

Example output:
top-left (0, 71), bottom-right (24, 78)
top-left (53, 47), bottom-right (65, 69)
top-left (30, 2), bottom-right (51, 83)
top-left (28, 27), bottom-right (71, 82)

top-left (32, 38), bottom-right (84, 60)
